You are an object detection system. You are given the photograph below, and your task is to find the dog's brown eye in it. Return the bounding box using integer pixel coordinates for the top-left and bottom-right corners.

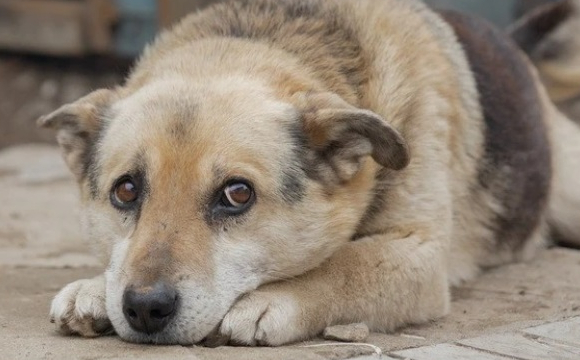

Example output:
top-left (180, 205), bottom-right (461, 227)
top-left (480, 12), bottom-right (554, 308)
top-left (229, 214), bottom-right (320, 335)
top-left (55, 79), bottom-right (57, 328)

top-left (223, 182), bottom-right (252, 207)
top-left (211, 179), bottom-right (255, 220)
top-left (114, 179), bottom-right (138, 204)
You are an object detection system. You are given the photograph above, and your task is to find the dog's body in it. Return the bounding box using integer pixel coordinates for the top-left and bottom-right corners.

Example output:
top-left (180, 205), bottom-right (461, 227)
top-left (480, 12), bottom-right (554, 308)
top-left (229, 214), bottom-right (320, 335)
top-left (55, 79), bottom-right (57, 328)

top-left (42, 0), bottom-right (580, 346)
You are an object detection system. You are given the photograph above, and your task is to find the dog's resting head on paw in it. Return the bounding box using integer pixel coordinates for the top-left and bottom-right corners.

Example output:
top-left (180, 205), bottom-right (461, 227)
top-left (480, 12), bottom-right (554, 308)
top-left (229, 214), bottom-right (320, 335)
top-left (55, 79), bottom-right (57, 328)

top-left (39, 73), bottom-right (408, 344)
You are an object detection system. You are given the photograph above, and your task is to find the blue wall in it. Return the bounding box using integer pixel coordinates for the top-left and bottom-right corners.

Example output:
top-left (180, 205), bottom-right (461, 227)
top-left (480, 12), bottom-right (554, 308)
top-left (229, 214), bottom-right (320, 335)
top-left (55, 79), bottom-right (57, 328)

top-left (114, 0), bottom-right (158, 57)
top-left (111, 0), bottom-right (528, 57)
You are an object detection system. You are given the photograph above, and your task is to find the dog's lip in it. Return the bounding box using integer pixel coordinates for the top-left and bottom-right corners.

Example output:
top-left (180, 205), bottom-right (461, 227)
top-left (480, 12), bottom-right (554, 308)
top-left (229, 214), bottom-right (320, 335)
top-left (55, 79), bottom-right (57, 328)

top-left (198, 291), bottom-right (251, 347)
top-left (199, 321), bottom-right (229, 348)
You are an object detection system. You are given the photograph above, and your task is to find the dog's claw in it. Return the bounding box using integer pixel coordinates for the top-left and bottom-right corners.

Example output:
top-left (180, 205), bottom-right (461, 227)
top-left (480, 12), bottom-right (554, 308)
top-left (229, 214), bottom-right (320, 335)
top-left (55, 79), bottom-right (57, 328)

top-left (50, 276), bottom-right (112, 338)
top-left (201, 322), bottom-right (230, 348)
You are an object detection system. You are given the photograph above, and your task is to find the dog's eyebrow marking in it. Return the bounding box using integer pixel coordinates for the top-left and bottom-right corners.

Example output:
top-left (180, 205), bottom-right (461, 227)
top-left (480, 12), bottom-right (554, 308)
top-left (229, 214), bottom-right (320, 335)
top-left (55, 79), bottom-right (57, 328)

top-left (280, 168), bottom-right (305, 204)
top-left (211, 165), bottom-right (227, 183)
top-left (85, 107), bottom-right (116, 199)
top-left (85, 134), bottom-right (102, 200)
top-left (280, 123), bottom-right (307, 204)
top-left (132, 152), bottom-right (150, 224)
top-left (201, 165), bottom-right (226, 226)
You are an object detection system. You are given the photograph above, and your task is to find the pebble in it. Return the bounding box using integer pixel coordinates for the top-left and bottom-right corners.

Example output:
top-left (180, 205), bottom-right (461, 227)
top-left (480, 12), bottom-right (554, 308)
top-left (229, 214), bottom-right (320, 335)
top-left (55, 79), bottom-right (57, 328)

top-left (323, 323), bottom-right (370, 342)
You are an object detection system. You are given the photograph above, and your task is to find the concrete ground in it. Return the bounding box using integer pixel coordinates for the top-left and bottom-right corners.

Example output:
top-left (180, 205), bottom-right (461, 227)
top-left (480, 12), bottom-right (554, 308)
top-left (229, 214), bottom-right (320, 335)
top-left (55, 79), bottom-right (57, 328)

top-left (1, 144), bottom-right (579, 360)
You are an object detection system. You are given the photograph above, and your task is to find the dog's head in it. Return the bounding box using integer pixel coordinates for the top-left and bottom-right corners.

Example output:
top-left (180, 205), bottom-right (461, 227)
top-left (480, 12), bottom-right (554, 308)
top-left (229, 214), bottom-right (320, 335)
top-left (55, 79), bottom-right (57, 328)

top-left (39, 76), bottom-right (408, 344)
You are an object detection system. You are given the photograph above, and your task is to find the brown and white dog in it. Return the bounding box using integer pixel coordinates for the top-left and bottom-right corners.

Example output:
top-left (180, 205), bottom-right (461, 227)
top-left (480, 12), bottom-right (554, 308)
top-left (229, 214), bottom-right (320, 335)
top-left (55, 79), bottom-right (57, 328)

top-left (40, 0), bottom-right (580, 346)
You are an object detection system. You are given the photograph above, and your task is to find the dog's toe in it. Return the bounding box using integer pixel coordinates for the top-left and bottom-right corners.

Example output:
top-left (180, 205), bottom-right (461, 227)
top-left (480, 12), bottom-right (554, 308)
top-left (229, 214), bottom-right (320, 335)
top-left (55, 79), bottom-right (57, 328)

top-left (220, 293), bottom-right (267, 346)
top-left (219, 290), bottom-right (305, 346)
top-left (50, 276), bottom-right (112, 337)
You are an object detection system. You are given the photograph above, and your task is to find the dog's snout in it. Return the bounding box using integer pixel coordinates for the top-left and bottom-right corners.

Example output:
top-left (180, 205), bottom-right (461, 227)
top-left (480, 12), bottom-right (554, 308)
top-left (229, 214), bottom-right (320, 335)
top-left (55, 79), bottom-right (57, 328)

top-left (122, 282), bottom-right (178, 334)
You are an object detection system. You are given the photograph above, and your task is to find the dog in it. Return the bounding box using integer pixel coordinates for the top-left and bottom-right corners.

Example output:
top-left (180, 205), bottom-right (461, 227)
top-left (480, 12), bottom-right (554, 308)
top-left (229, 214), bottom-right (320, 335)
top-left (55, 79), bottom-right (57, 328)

top-left (40, 0), bottom-right (580, 346)
top-left (510, 0), bottom-right (580, 123)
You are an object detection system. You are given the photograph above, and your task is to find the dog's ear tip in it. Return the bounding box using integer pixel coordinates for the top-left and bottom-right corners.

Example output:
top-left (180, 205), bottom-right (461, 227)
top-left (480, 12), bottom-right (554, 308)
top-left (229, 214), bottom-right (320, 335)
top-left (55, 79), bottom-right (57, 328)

top-left (393, 152), bottom-right (411, 171)
top-left (398, 138), bottom-right (411, 169)
top-left (36, 114), bottom-right (51, 128)
top-left (376, 140), bottom-right (410, 171)
top-left (35, 103), bottom-right (82, 129)
top-left (36, 109), bottom-right (65, 128)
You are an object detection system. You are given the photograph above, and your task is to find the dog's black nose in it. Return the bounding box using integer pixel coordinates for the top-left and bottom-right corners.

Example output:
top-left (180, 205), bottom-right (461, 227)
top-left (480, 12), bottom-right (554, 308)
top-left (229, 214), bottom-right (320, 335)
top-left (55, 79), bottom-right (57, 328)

top-left (122, 282), bottom-right (178, 334)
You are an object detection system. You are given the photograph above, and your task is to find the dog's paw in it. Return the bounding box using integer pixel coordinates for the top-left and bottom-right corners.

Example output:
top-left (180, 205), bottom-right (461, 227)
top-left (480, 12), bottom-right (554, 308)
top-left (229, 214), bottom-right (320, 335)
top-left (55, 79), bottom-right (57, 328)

top-left (50, 276), bottom-right (113, 337)
top-left (220, 289), bottom-right (310, 346)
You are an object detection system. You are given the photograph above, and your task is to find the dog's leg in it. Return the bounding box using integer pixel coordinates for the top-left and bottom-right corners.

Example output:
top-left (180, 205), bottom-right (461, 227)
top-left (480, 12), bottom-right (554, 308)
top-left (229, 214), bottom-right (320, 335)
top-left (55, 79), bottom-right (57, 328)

top-left (548, 105), bottom-right (580, 246)
top-left (220, 232), bottom-right (449, 346)
top-left (50, 274), bottom-right (113, 337)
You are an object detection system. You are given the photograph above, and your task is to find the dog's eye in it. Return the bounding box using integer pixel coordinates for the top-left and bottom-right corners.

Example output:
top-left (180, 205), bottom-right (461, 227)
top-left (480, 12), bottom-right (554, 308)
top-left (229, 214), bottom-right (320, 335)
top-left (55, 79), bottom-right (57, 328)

top-left (112, 177), bottom-right (139, 207)
top-left (210, 179), bottom-right (255, 220)
top-left (221, 182), bottom-right (253, 208)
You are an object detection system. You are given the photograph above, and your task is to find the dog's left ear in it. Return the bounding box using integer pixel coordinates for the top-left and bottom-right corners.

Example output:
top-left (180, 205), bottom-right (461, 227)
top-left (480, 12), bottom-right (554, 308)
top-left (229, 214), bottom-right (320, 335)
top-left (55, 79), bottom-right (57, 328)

top-left (295, 92), bottom-right (409, 183)
top-left (37, 89), bottom-right (115, 180)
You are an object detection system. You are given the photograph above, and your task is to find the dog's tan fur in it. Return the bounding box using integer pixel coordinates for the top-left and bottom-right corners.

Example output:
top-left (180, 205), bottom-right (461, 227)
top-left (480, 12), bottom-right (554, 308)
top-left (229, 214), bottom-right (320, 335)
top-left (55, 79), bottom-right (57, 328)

top-left (40, 0), bottom-right (580, 346)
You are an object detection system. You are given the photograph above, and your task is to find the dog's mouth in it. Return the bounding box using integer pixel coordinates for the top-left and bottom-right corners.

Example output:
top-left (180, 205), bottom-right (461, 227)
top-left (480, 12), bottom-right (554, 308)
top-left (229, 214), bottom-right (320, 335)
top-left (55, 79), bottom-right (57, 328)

top-left (197, 291), bottom-right (253, 347)
top-left (200, 321), bottom-right (230, 348)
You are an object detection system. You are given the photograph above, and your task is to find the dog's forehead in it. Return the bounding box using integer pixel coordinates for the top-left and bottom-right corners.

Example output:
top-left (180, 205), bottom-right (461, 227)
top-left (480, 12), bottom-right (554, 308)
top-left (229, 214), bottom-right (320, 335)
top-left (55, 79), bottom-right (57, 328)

top-left (98, 77), bottom-right (299, 187)
top-left (109, 77), bottom-right (296, 141)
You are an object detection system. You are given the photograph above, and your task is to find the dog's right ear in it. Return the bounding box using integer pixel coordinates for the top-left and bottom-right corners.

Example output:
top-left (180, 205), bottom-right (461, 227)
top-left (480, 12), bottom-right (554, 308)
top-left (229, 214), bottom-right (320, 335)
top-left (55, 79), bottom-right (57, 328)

top-left (292, 92), bottom-right (409, 184)
top-left (37, 89), bottom-right (115, 180)
top-left (509, 0), bottom-right (576, 58)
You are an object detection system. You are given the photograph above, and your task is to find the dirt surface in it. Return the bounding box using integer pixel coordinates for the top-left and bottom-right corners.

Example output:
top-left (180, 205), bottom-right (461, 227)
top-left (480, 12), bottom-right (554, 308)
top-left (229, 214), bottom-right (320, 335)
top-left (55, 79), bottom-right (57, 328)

top-left (1, 144), bottom-right (579, 359)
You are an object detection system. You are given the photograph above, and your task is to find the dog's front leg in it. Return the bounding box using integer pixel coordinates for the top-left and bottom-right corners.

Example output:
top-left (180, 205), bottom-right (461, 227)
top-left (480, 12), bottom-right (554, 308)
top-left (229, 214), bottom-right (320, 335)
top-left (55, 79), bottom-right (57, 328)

top-left (50, 274), bottom-right (113, 337)
top-left (220, 233), bottom-right (450, 346)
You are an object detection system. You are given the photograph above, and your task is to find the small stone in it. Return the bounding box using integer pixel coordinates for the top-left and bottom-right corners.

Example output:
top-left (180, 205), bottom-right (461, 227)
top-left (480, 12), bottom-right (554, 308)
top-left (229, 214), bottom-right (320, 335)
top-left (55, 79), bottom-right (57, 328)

top-left (323, 323), bottom-right (370, 343)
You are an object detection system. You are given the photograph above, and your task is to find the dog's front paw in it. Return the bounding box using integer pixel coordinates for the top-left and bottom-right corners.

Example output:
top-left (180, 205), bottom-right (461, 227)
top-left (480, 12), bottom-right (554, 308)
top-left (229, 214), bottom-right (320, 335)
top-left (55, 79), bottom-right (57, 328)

top-left (220, 289), bottom-right (312, 346)
top-left (50, 275), bottom-right (112, 337)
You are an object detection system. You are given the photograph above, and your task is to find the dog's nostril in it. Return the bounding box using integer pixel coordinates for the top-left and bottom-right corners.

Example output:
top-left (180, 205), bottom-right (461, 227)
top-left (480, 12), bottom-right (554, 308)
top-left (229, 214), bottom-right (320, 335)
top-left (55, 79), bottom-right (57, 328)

top-left (122, 281), bottom-right (178, 334)
top-left (126, 308), bottom-right (138, 319)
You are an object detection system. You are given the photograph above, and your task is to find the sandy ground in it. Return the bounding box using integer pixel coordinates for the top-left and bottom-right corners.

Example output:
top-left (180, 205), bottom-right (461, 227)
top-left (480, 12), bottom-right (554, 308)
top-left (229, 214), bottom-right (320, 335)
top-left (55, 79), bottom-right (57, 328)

top-left (1, 144), bottom-right (579, 359)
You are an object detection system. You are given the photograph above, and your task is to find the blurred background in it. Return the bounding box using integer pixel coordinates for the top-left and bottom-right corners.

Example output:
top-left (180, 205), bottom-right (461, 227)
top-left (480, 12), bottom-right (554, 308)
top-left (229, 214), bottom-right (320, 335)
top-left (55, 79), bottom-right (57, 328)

top-left (0, 0), bottom-right (578, 148)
